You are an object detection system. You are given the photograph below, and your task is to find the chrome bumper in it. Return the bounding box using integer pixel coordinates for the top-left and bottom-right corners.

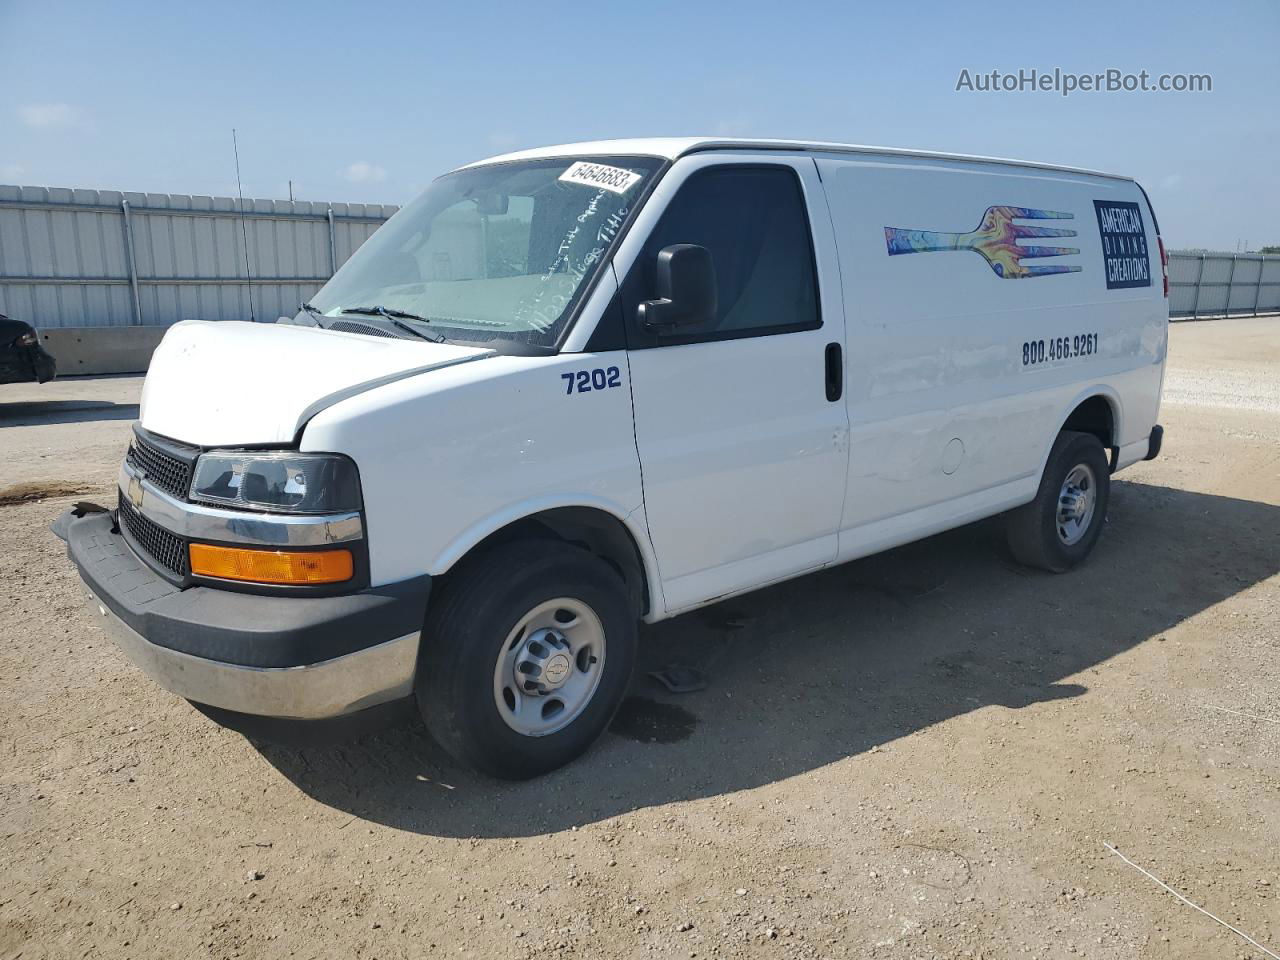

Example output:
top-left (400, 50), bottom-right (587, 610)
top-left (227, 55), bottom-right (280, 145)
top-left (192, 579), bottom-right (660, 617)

top-left (82, 586), bottom-right (419, 719)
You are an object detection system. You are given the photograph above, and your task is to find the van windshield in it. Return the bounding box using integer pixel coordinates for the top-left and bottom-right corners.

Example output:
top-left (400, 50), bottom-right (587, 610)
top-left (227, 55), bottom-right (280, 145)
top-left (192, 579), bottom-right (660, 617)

top-left (305, 156), bottom-right (661, 348)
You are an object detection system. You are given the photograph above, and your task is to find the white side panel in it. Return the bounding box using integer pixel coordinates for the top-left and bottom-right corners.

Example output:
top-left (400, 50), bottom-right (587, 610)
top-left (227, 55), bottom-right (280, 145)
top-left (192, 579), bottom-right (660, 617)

top-left (301, 350), bottom-right (649, 589)
top-left (1114, 437), bottom-right (1151, 472)
top-left (818, 154), bottom-right (1166, 560)
top-left (623, 154), bottom-right (850, 613)
top-left (630, 333), bottom-right (845, 613)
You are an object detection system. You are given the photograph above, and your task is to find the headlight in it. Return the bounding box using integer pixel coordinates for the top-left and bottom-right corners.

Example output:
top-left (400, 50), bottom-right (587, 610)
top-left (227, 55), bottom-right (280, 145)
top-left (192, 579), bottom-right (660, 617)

top-left (190, 452), bottom-right (362, 514)
top-left (16, 331), bottom-right (38, 347)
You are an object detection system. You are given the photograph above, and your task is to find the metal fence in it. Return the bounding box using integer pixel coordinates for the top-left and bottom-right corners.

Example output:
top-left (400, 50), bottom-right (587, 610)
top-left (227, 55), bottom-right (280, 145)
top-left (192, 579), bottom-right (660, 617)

top-left (0, 185), bottom-right (397, 329)
top-left (1168, 251), bottom-right (1280, 320)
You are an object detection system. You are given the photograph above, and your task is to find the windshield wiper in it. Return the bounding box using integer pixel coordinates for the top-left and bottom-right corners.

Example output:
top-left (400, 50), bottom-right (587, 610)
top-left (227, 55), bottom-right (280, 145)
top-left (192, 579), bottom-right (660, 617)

top-left (340, 305), bottom-right (445, 343)
top-left (342, 305), bottom-right (431, 324)
top-left (296, 301), bottom-right (326, 324)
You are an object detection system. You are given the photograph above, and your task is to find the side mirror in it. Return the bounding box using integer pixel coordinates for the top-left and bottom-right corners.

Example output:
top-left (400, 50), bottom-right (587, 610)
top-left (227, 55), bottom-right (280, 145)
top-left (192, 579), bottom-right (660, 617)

top-left (638, 244), bottom-right (717, 333)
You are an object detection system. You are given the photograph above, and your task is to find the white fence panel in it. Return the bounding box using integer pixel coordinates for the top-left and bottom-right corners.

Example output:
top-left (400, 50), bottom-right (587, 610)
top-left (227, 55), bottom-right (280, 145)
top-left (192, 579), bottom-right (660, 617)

top-left (1168, 251), bottom-right (1280, 320)
top-left (0, 184), bottom-right (396, 329)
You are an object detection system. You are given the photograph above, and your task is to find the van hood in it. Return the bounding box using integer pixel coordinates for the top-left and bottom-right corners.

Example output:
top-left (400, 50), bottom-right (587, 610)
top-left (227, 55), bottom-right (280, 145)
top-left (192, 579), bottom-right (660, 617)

top-left (140, 320), bottom-right (493, 446)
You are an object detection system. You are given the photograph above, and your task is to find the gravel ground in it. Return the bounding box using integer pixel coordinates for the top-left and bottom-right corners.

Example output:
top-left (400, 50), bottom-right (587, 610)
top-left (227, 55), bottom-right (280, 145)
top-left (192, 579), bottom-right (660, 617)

top-left (1, 317), bottom-right (1277, 960)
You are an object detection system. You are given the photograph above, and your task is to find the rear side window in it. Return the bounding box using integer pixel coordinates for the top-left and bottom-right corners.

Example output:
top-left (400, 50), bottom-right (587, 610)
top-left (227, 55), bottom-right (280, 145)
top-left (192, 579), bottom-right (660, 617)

top-left (628, 166), bottom-right (820, 345)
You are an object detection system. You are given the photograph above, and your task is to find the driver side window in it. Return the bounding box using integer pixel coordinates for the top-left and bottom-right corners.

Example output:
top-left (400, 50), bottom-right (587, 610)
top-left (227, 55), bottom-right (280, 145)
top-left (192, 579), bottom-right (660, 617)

top-left (629, 165), bottom-right (820, 346)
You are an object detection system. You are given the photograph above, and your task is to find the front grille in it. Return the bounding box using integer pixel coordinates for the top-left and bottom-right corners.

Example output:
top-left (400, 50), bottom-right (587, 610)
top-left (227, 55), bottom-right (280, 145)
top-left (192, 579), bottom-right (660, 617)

top-left (126, 433), bottom-right (195, 501)
top-left (118, 494), bottom-right (189, 577)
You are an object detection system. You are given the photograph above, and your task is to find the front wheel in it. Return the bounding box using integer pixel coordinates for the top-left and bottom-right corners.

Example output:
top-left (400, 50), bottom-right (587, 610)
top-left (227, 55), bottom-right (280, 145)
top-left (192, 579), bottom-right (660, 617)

top-left (417, 541), bottom-right (637, 779)
top-left (1006, 430), bottom-right (1111, 572)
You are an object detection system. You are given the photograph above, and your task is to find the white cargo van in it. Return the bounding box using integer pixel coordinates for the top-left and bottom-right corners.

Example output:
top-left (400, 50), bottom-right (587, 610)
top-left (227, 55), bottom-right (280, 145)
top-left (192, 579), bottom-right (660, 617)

top-left (57, 139), bottom-right (1168, 778)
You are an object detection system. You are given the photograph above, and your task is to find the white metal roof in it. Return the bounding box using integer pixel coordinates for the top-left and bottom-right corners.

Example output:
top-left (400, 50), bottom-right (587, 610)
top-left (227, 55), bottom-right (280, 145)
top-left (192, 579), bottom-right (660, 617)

top-left (464, 137), bottom-right (1132, 182)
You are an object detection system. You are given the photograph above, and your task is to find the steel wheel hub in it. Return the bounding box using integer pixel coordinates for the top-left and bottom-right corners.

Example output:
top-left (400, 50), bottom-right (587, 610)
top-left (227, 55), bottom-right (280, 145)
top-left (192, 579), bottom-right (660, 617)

top-left (1056, 463), bottom-right (1097, 546)
top-left (493, 598), bottom-right (606, 737)
top-left (514, 629), bottom-right (574, 694)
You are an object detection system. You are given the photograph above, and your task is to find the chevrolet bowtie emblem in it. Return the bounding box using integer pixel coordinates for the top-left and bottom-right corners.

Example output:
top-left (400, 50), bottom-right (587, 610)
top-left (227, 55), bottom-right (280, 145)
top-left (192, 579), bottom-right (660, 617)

top-left (128, 470), bottom-right (145, 509)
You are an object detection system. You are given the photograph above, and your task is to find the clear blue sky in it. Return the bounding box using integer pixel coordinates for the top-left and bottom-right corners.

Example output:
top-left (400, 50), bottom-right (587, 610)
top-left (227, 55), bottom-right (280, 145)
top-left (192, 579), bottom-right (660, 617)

top-left (2, 0), bottom-right (1276, 250)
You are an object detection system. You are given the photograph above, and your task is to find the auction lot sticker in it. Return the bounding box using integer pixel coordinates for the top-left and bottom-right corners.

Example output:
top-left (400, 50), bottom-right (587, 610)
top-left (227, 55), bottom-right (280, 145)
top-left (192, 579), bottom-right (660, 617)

top-left (1094, 199), bottom-right (1151, 289)
top-left (558, 161), bottom-right (642, 195)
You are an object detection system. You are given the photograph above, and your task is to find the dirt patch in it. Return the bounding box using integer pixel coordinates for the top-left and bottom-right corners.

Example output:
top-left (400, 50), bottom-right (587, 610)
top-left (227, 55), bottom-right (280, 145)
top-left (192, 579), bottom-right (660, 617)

top-left (2, 323), bottom-right (1279, 960)
top-left (0, 481), bottom-right (92, 507)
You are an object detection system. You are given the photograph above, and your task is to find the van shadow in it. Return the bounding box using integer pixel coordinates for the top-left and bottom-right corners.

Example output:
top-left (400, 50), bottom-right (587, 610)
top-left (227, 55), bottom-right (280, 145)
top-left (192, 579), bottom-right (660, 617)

top-left (0, 400), bottom-right (139, 426)
top-left (245, 480), bottom-right (1279, 838)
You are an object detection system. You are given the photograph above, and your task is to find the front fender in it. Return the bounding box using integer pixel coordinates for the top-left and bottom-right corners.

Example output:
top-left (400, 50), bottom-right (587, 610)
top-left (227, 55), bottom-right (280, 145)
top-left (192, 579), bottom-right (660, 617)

top-left (428, 495), bottom-right (665, 618)
top-left (300, 350), bottom-right (650, 597)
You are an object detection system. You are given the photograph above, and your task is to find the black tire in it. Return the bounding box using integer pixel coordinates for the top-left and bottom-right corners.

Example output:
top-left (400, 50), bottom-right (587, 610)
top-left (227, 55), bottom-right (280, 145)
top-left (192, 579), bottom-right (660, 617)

top-left (1006, 430), bottom-right (1111, 573)
top-left (416, 540), bottom-right (637, 779)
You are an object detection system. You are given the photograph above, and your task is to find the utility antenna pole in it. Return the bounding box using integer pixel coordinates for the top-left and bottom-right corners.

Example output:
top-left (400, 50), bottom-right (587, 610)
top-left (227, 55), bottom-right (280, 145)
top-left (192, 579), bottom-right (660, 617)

top-left (288, 179), bottom-right (294, 202)
top-left (232, 128), bottom-right (257, 322)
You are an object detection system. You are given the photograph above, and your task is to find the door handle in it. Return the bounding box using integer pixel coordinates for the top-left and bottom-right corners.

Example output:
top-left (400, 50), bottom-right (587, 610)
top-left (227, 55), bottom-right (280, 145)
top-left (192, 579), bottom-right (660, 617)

top-left (824, 342), bottom-right (843, 402)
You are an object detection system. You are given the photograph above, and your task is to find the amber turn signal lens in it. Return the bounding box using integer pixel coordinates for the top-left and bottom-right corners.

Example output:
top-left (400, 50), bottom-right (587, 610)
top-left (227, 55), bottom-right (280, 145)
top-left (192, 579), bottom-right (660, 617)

top-left (189, 544), bottom-right (354, 585)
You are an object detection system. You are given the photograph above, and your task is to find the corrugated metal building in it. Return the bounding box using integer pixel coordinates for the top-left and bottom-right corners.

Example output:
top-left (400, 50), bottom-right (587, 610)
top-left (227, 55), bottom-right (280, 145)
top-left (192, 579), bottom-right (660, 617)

top-left (0, 184), bottom-right (396, 329)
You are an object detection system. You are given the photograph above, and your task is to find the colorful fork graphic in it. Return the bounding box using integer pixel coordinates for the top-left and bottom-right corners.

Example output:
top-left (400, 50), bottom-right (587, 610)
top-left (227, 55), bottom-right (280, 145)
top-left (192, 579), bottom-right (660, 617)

top-left (885, 206), bottom-right (1081, 279)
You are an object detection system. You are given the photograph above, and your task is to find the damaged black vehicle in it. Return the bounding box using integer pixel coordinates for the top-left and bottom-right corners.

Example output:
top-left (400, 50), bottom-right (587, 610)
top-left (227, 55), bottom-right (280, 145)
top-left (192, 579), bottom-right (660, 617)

top-left (0, 314), bottom-right (56, 385)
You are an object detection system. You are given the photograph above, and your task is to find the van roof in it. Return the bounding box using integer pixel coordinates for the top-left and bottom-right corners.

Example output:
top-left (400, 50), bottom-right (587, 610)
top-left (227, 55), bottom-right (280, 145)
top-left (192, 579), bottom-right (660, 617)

top-left (464, 137), bottom-right (1133, 182)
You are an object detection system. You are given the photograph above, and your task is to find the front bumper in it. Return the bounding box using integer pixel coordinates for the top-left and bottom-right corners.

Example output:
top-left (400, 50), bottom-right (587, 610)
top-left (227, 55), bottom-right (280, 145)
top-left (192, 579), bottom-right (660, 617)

top-left (57, 510), bottom-right (430, 719)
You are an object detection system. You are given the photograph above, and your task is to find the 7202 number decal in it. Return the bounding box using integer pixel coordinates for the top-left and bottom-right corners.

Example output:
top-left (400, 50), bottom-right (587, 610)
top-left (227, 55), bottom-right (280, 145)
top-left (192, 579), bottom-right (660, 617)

top-left (562, 366), bottom-right (622, 394)
top-left (1022, 333), bottom-right (1099, 367)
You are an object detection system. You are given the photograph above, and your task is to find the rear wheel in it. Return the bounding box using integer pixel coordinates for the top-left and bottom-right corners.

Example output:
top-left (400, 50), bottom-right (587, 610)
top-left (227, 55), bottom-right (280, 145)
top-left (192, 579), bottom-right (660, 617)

top-left (417, 541), bottom-right (637, 779)
top-left (1006, 430), bottom-right (1110, 572)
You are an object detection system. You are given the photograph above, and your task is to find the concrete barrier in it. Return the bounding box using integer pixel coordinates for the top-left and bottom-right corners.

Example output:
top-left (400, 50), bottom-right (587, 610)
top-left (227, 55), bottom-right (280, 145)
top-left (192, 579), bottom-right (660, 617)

top-left (40, 327), bottom-right (169, 376)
